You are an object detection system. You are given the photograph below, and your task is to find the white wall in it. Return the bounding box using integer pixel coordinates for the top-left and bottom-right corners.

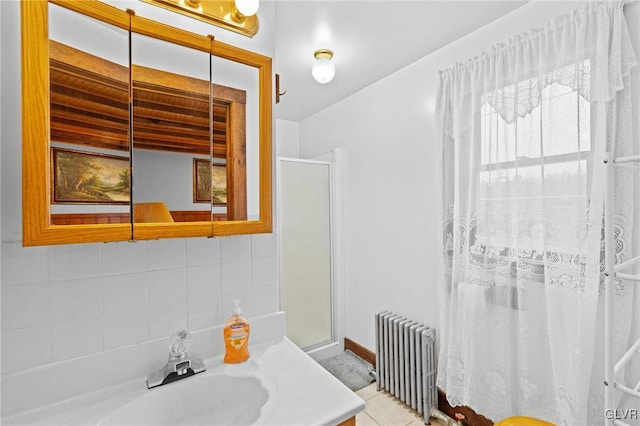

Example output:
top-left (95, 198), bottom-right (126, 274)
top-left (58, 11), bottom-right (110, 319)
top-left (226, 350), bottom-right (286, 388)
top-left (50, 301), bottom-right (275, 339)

top-left (132, 149), bottom-right (229, 215)
top-left (297, 0), bottom-right (640, 352)
top-left (275, 119), bottom-right (301, 159)
top-left (0, 0), bottom-right (278, 399)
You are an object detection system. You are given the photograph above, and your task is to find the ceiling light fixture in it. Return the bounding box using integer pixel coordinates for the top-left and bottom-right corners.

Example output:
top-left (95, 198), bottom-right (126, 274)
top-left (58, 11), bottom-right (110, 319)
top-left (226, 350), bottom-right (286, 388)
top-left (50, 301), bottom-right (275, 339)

top-left (312, 49), bottom-right (335, 84)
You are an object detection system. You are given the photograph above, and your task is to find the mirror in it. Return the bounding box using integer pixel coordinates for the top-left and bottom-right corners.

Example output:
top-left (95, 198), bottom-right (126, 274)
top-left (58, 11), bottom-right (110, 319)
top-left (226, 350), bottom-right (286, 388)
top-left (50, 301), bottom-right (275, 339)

top-left (21, 0), bottom-right (272, 246)
top-left (47, 3), bottom-right (132, 236)
top-left (131, 31), bottom-right (214, 229)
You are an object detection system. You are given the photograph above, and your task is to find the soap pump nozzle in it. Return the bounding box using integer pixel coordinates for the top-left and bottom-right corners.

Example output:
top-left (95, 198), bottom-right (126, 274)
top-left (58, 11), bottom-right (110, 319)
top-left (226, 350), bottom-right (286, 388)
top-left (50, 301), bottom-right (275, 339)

top-left (233, 298), bottom-right (242, 315)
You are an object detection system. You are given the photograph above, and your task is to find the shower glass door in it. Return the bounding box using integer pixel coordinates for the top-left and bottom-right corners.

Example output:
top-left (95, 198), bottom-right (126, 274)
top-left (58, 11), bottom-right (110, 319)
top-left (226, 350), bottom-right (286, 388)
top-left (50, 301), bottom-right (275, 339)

top-left (278, 158), bottom-right (333, 350)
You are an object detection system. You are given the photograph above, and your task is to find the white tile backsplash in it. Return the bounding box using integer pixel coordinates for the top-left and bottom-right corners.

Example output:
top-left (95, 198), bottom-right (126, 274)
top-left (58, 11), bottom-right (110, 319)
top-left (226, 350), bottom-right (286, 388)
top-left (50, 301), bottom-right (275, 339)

top-left (1, 242), bottom-right (48, 260)
top-left (52, 319), bottom-right (103, 362)
top-left (146, 238), bottom-right (186, 270)
top-left (48, 243), bottom-right (102, 281)
top-left (0, 233), bottom-right (279, 377)
top-left (1, 283), bottom-right (50, 330)
top-left (252, 285), bottom-right (279, 316)
top-left (222, 291), bottom-right (253, 318)
top-left (1, 325), bottom-right (52, 374)
top-left (1, 242), bottom-right (49, 286)
top-left (147, 268), bottom-right (187, 305)
top-left (186, 237), bottom-right (221, 266)
top-left (221, 260), bottom-right (252, 293)
top-left (103, 310), bottom-right (148, 350)
top-left (252, 257), bottom-right (278, 288)
top-left (102, 272), bottom-right (147, 317)
top-left (220, 235), bottom-right (251, 262)
top-left (251, 233), bottom-right (277, 259)
top-left (188, 309), bottom-right (220, 331)
top-left (187, 264), bottom-right (223, 330)
top-left (51, 278), bottom-right (101, 323)
top-left (102, 241), bottom-right (147, 275)
top-left (187, 264), bottom-right (222, 310)
top-left (148, 300), bottom-right (188, 340)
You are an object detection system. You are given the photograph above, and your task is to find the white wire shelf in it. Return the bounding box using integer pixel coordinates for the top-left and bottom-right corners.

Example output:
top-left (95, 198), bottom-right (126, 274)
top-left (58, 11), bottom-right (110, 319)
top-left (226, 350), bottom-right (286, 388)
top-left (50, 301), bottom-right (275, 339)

top-left (614, 255), bottom-right (640, 282)
top-left (615, 337), bottom-right (640, 376)
top-left (614, 155), bottom-right (640, 164)
top-left (605, 151), bottom-right (640, 426)
top-left (615, 255), bottom-right (640, 272)
top-left (616, 272), bottom-right (640, 281)
top-left (614, 163), bottom-right (640, 170)
top-left (613, 154), bottom-right (640, 170)
top-left (615, 382), bottom-right (640, 399)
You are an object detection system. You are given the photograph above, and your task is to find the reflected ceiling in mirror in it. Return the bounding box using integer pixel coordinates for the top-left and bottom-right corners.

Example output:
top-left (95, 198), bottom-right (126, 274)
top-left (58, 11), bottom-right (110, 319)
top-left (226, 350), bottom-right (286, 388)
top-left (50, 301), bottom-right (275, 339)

top-left (49, 41), bottom-right (234, 156)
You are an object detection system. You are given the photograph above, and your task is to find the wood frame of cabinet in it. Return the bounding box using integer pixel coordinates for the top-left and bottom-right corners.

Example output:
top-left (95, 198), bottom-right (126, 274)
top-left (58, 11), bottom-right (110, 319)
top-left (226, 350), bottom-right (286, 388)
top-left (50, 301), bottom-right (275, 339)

top-left (21, 0), bottom-right (272, 246)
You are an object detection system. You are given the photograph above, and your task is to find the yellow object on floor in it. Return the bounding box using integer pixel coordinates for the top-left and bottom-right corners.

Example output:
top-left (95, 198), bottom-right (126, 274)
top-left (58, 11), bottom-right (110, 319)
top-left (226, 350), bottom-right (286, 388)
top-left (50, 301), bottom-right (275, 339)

top-left (495, 416), bottom-right (556, 426)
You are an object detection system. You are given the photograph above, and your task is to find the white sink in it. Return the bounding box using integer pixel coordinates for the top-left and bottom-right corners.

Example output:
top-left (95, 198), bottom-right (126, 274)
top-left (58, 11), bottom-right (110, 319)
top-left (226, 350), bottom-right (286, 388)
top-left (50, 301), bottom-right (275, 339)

top-left (97, 373), bottom-right (270, 426)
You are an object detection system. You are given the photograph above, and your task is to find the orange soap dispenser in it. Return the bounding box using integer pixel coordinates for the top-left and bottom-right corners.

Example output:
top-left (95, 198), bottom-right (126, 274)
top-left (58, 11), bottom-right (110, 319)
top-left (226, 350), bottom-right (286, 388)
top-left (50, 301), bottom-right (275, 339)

top-left (223, 299), bottom-right (250, 363)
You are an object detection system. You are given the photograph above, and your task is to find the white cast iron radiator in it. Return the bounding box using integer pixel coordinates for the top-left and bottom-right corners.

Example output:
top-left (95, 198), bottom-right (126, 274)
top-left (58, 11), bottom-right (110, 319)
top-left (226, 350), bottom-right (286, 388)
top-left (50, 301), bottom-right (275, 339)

top-left (375, 311), bottom-right (437, 423)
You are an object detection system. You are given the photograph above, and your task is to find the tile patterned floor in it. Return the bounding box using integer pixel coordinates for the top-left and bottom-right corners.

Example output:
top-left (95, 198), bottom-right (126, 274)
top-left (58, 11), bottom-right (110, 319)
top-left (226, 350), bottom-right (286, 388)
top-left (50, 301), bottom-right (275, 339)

top-left (355, 383), bottom-right (447, 426)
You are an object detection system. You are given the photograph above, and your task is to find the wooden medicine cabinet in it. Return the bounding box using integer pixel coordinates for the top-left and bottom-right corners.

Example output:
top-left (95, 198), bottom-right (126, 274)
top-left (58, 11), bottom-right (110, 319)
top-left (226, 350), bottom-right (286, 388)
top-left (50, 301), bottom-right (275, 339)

top-left (21, 0), bottom-right (272, 246)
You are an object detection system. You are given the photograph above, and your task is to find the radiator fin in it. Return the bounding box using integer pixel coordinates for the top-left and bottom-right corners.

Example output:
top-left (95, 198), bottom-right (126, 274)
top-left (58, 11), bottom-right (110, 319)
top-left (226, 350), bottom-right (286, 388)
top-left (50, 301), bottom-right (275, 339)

top-left (375, 311), bottom-right (437, 424)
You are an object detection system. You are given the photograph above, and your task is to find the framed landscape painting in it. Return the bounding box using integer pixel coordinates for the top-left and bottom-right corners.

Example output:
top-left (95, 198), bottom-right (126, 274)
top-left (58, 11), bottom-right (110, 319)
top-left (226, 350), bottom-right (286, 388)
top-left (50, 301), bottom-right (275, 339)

top-left (51, 148), bottom-right (130, 204)
top-left (193, 158), bottom-right (227, 205)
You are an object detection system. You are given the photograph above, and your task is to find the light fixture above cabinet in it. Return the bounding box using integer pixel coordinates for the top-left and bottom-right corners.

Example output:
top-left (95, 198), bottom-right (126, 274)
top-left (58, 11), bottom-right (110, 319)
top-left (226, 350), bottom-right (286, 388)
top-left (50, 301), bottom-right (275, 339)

top-left (140, 0), bottom-right (260, 37)
top-left (235, 0), bottom-right (259, 17)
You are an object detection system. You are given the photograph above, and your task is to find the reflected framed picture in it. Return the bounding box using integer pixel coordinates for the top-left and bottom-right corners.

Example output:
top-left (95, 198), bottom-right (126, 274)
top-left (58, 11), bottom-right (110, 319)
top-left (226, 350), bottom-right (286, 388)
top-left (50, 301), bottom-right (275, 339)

top-left (193, 158), bottom-right (227, 205)
top-left (51, 148), bottom-right (130, 204)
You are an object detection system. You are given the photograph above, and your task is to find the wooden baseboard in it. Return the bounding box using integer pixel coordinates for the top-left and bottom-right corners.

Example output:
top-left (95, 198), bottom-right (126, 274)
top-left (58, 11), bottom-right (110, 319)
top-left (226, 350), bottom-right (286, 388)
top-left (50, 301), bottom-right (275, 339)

top-left (437, 389), bottom-right (493, 426)
top-left (344, 337), bottom-right (376, 366)
top-left (51, 211), bottom-right (227, 225)
top-left (344, 338), bottom-right (493, 426)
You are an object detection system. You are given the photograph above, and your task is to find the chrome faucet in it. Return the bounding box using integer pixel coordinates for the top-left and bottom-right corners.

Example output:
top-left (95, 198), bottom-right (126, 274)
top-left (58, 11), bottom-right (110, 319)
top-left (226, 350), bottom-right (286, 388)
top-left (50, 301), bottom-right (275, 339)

top-left (146, 330), bottom-right (206, 389)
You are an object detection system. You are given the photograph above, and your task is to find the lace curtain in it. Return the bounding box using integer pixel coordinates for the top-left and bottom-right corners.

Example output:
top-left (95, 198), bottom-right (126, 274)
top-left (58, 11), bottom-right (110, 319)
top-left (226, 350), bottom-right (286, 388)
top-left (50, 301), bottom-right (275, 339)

top-left (435, 2), bottom-right (637, 425)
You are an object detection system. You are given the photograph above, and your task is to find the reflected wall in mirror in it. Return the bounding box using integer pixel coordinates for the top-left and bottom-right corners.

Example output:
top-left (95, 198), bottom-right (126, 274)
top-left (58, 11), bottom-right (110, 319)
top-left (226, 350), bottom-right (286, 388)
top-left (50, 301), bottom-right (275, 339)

top-left (209, 53), bottom-right (260, 222)
top-left (21, 0), bottom-right (272, 246)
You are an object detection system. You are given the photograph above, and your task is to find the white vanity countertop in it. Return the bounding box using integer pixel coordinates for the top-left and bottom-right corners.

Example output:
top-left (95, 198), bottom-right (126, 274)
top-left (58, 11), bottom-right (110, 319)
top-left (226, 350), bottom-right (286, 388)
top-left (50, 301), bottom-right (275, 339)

top-left (2, 316), bottom-right (364, 426)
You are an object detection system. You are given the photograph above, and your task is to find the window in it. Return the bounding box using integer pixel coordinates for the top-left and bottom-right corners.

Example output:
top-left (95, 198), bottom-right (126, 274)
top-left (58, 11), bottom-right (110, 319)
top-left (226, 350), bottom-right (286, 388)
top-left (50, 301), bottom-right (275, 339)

top-left (474, 62), bottom-right (591, 259)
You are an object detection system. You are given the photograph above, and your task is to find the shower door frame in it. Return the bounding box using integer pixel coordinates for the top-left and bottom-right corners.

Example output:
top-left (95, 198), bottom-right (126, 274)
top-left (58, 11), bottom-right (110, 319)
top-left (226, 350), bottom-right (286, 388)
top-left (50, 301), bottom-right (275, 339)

top-left (277, 156), bottom-right (339, 355)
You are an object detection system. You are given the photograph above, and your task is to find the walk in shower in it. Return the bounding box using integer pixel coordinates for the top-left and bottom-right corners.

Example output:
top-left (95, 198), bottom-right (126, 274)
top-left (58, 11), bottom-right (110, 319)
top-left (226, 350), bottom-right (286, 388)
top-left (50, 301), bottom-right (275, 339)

top-left (278, 152), bottom-right (344, 357)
